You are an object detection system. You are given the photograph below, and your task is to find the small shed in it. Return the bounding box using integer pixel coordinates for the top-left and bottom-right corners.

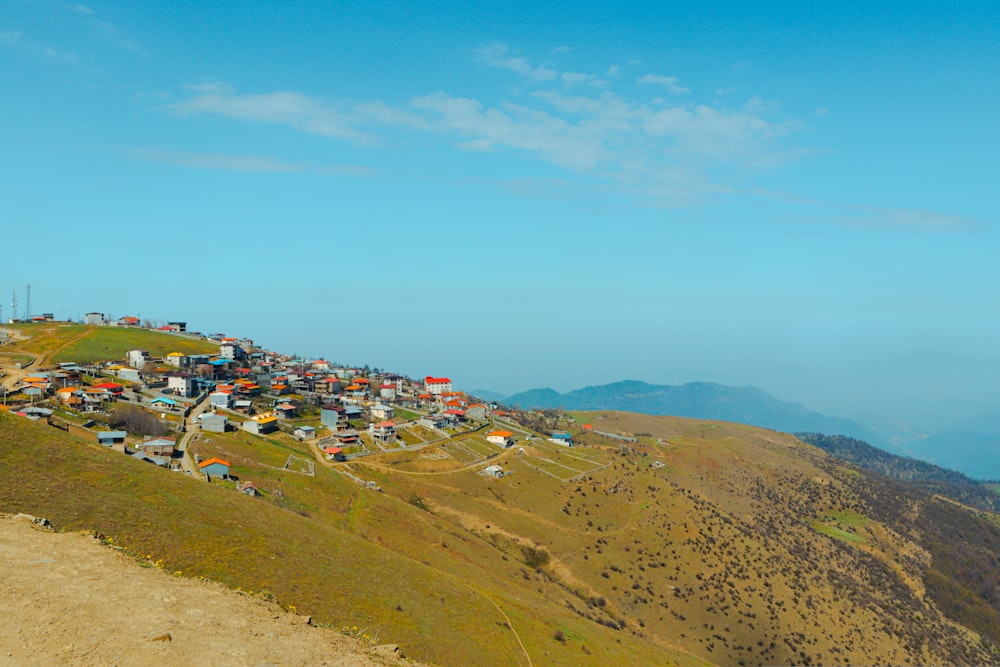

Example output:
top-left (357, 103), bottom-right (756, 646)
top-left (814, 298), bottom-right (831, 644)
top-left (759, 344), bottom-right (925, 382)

top-left (97, 431), bottom-right (127, 447)
top-left (482, 464), bottom-right (504, 479)
top-left (199, 457), bottom-right (231, 479)
top-left (294, 425), bottom-right (316, 440)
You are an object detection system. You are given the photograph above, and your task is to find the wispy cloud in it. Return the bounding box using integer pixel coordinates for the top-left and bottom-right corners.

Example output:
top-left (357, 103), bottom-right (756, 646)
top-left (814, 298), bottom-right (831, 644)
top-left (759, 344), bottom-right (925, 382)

top-left (637, 74), bottom-right (690, 95)
top-left (477, 43), bottom-right (556, 82)
top-left (168, 46), bottom-right (810, 205)
top-left (0, 30), bottom-right (78, 63)
top-left (819, 206), bottom-right (983, 233)
top-left (122, 146), bottom-right (369, 175)
top-left (169, 83), bottom-right (376, 143)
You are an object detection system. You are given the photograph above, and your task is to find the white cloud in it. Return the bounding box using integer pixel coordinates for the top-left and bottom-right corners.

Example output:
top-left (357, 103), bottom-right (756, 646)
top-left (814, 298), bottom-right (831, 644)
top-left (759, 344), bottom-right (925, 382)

top-left (477, 43), bottom-right (556, 82)
top-left (168, 46), bottom-right (809, 205)
top-left (637, 74), bottom-right (690, 95)
top-left (169, 83), bottom-right (375, 143)
top-left (122, 146), bottom-right (369, 175)
top-left (0, 30), bottom-right (78, 63)
top-left (832, 207), bottom-right (982, 233)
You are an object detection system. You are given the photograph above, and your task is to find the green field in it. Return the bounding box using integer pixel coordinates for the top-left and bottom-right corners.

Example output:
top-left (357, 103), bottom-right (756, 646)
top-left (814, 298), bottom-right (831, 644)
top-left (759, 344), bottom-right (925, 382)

top-left (52, 327), bottom-right (218, 364)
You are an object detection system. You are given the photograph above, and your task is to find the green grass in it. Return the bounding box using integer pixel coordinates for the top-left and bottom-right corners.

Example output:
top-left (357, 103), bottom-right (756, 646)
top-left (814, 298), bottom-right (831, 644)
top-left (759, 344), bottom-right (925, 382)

top-left (51, 327), bottom-right (218, 364)
top-left (811, 521), bottom-right (868, 544)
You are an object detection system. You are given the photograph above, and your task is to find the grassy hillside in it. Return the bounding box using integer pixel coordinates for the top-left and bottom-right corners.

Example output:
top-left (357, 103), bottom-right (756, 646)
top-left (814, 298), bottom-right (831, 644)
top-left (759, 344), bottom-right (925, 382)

top-left (4, 409), bottom-right (1000, 665)
top-left (0, 322), bottom-right (218, 366)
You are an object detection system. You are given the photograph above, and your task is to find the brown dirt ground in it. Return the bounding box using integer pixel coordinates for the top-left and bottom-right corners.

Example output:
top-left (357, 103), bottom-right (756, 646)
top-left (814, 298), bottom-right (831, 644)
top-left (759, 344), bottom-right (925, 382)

top-left (0, 514), bottom-right (423, 667)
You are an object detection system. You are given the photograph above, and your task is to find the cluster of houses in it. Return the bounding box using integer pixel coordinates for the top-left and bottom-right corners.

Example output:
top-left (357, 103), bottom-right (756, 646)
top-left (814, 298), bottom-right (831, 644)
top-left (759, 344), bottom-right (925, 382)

top-left (3, 315), bottom-right (517, 454)
top-left (2, 315), bottom-right (578, 496)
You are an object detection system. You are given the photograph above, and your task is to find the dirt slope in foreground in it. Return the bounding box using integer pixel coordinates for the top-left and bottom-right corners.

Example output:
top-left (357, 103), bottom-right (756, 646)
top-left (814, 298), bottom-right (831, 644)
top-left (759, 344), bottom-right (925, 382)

top-left (0, 514), bottom-right (419, 667)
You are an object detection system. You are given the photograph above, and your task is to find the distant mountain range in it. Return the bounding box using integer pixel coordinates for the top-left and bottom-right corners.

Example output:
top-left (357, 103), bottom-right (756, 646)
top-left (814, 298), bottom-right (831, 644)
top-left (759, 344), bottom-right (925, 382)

top-left (502, 380), bottom-right (879, 443)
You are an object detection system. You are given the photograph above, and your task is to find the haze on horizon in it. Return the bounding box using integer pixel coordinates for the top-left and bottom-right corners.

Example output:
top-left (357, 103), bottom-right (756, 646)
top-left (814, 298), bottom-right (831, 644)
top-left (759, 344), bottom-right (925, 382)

top-left (2, 1), bottom-right (997, 422)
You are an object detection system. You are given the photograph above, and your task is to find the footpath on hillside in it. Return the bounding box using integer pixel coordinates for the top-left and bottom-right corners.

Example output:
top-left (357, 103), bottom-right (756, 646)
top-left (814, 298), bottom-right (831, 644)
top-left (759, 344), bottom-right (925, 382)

top-left (0, 514), bottom-right (421, 667)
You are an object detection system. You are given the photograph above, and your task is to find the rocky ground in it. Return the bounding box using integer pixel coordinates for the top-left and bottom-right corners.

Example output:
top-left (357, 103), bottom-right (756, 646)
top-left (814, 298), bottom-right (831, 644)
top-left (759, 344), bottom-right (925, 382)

top-left (0, 514), bottom-right (421, 667)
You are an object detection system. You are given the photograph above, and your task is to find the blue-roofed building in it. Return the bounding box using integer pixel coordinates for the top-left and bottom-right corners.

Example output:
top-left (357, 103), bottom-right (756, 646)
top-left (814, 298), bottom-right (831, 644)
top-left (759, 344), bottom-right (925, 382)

top-left (550, 431), bottom-right (574, 446)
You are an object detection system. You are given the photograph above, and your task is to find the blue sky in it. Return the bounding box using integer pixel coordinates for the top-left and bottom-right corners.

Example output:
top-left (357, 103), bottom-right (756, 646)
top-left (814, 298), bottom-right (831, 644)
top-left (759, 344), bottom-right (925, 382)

top-left (2, 0), bottom-right (998, 415)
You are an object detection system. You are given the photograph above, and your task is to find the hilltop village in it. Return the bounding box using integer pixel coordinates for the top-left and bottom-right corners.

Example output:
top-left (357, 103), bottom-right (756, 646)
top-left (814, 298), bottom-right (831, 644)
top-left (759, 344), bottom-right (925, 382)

top-left (0, 313), bottom-right (576, 487)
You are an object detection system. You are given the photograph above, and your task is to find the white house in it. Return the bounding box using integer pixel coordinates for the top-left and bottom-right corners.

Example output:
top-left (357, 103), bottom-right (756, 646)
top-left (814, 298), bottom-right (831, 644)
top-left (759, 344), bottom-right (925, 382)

top-left (166, 373), bottom-right (194, 397)
top-left (424, 376), bottom-right (452, 395)
top-left (84, 312), bottom-right (105, 325)
top-left (126, 349), bottom-right (150, 369)
top-left (486, 430), bottom-right (514, 447)
top-left (371, 404), bottom-right (395, 421)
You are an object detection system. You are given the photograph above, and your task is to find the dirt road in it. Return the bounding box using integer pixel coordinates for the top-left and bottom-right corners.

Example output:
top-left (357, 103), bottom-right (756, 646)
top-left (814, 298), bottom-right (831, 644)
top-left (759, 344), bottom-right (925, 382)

top-left (0, 514), bottom-right (420, 667)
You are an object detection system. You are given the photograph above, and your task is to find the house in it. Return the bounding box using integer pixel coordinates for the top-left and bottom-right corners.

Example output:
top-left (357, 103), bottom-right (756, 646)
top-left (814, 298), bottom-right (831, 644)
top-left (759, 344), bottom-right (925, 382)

top-left (274, 402), bottom-right (297, 420)
top-left (486, 430), bottom-right (514, 447)
top-left (118, 316), bottom-right (141, 327)
top-left (92, 382), bottom-right (125, 397)
top-left (323, 445), bottom-right (346, 461)
top-left (209, 390), bottom-right (233, 409)
top-left (97, 431), bottom-right (127, 447)
top-left (344, 406), bottom-right (363, 422)
top-left (84, 312), bottom-right (105, 325)
top-left (320, 404), bottom-right (347, 431)
top-left (241, 480), bottom-right (259, 496)
top-left (55, 386), bottom-right (80, 404)
top-left (550, 431), bottom-right (574, 446)
top-left (117, 367), bottom-right (141, 383)
top-left (165, 373), bottom-right (194, 397)
top-left (371, 420), bottom-right (396, 443)
top-left (331, 430), bottom-right (360, 446)
top-left (199, 457), bottom-right (230, 478)
top-left (466, 404), bottom-right (489, 420)
top-left (219, 342), bottom-right (245, 361)
top-left (294, 425), bottom-right (316, 440)
top-left (424, 376), bottom-right (453, 395)
top-left (199, 412), bottom-right (229, 433)
top-left (164, 352), bottom-right (189, 368)
top-left (167, 321), bottom-right (187, 332)
top-left (131, 451), bottom-right (168, 467)
top-left (137, 436), bottom-right (176, 458)
top-left (371, 404), bottom-right (395, 421)
top-left (126, 349), bottom-right (150, 369)
top-left (482, 464), bottom-right (504, 479)
top-left (150, 396), bottom-right (178, 411)
top-left (243, 412), bottom-right (278, 435)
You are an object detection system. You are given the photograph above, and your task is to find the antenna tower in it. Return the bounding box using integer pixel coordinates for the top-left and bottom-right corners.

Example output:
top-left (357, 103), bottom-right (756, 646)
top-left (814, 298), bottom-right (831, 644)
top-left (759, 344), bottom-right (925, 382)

top-left (10, 290), bottom-right (17, 322)
top-left (25, 283), bottom-right (31, 320)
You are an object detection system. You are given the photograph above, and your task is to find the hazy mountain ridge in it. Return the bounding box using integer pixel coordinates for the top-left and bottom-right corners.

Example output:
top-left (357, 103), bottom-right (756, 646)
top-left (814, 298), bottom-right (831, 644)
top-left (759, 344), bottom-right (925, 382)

top-left (507, 380), bottom-right (879, 442)
top-left (797, 432), bottom-right (1000, 509)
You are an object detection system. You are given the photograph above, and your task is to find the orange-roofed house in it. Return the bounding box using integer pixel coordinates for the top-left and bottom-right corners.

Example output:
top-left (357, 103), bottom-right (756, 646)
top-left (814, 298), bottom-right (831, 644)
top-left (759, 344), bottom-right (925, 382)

top-left (199, 457), bottom-right (230, 478)
top-left (486, 430), bottom-right (514, 447)
top-left (243, 412), bottom-right (278, 436)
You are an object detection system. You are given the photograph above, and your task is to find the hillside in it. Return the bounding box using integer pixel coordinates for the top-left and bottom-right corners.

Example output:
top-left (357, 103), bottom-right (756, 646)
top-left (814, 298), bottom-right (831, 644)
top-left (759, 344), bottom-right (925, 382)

top-left (0, 513), bottom-right (418, 666)
top-left (797, 432), bottom-right (1000, 511)
top-left (506, 380), bottom-right (878, 443)
top-left (0, 322), bottom-right (217, 368)
top-left (4, 409), bottom-right (1000, 666)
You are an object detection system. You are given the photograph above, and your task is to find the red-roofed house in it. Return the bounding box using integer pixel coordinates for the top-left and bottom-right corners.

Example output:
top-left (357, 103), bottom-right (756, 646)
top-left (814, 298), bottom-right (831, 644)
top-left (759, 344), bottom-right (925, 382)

top-left (424, 376), bottom-right (452, 395)
top-left (372, 421), bottom-right (396, 443)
